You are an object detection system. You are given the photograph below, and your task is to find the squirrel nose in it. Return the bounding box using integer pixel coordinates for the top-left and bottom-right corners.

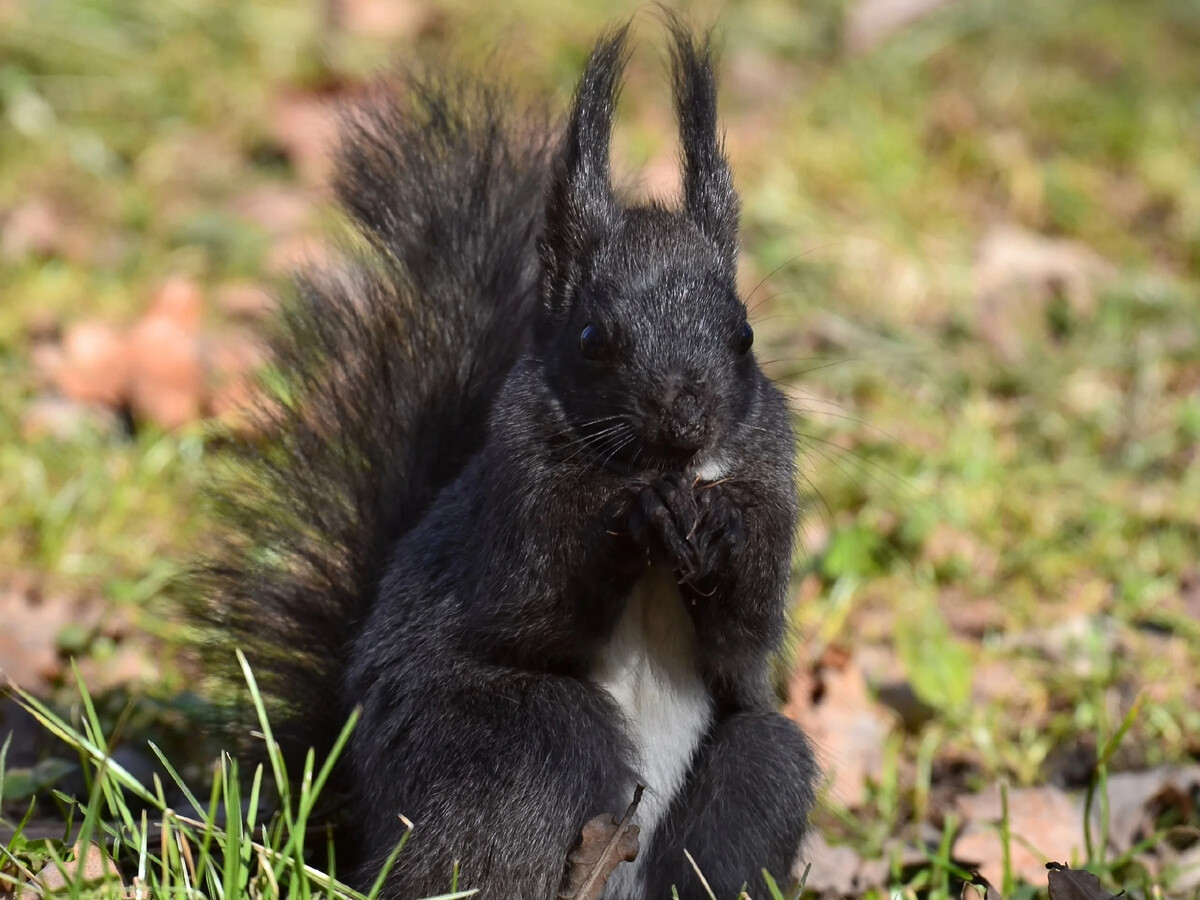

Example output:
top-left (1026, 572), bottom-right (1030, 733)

top-left (654, 377), bottom-right (709, 460)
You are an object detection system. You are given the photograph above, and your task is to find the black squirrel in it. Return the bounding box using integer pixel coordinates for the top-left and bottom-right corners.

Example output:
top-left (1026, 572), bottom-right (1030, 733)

top-left (194, 19), bottom-right (818, 900)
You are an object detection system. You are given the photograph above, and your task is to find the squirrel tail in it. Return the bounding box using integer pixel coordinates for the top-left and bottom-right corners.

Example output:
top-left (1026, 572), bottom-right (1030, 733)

top-left (190, 72), bottom-right (553, 760)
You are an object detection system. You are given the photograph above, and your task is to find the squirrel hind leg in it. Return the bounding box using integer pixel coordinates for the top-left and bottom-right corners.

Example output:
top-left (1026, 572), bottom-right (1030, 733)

top-left (641, 710), bottom-right (819, 900)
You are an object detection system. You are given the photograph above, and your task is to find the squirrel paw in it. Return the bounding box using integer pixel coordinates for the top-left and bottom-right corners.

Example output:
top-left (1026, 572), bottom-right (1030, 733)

top-left (680, 483), bottom-right (746, 591)
top-left (627, 473), bottom-right (701, 576)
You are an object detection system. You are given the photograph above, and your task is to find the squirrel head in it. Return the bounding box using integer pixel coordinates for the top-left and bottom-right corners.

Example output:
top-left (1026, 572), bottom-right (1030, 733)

top-left (535, 22), bottom-right (767, 477)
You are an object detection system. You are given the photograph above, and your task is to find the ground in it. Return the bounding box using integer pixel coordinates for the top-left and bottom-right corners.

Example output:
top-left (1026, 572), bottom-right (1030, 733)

top-left (1, 0), bottom-right (1198, 898)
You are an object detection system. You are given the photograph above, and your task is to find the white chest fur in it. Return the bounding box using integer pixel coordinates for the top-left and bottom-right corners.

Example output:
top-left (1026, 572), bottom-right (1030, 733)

top-left (592, 567), bottom-right (714, 900)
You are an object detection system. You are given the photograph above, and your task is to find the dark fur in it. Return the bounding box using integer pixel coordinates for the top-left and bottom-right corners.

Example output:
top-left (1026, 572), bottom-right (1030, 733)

top-left (194, 20), bottom-right (817, 900)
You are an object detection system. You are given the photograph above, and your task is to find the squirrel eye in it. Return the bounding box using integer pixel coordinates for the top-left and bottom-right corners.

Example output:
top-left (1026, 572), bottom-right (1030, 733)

top-left (579, 324), bottom-right (606, 360)
top-left (736, 322), bottom-right (754, 355)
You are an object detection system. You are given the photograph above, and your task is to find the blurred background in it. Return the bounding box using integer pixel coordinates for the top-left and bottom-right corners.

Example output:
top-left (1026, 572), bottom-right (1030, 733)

top-left (1, 0), bottom-right (1198, 895)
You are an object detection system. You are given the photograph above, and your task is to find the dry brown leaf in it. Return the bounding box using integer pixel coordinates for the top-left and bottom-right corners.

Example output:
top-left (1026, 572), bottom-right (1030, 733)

top-left (795, 832), bottom-right (889, 897)
top-left (20, 841), bottom-right (123, 900)
top-left (128, 315), bottom-right (204, 429)
top-left (1045, 862), bottom-right (1116, 900)
top-left (1170, 842), bottom-right (1200, 893)
top-left (954, 786), bottom-right (1085, 886)
top-left (204, 330), bottom-right (268, 430)
top-left (147, 276), bottom-right (204, 332)
top-left (21, 398), bottom-right (122, 442)
top-left (1181, 569), bottom-right (1200, 622)
top-left (923, 523), bottom-right (999, 583)
top-left (269, 90), bottom-right (341, 187)
top-left (845, 0), bottom-right (960, 55)
top-left (332, 0), bottom-right (444, 39)
top-left (0, 584), bottom-right (100, 689)
top-left (0, 196), bottom-right (88, 262)
top-left (215, 281), bottom-right (276, 321)
top-left (53, 320), bottom-right (130, 408)
top-left (265, 232), bottom-right (334, 277)
top-left (1101, 765), bottom-right (1200, 856)
top-left (974, 226), bottom-right (1115, 362)
top-left (784, 648), bottom-right (893, 809)
top-left (1002, 614), bottom-right (1118, 680)
top-left (558, 786), bottom-right (642, 900)
top-left (73, 640), bottom-right (161, 694)
top-left (229, 184), bottom-right (314, 240)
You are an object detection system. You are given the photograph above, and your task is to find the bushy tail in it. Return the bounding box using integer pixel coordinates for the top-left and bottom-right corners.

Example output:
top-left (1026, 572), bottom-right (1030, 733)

top-left (190, 72), bottom-right (553, 760)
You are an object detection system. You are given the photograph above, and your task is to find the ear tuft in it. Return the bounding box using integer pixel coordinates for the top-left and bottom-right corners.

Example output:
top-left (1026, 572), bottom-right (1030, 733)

top-left (541, 26), bottom-right (631, 306)
top-left (666, 16), bottom-right (739, 269)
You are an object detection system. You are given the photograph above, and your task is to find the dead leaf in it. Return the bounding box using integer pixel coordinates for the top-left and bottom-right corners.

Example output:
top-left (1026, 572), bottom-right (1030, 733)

top-left (845, 0), bottom-right (960, 56)
top-left (1002, 614), bottom-right (1118, 680)
top-left (229, 185), bottom-right (314, 240)
top-left (127, 284), bottom-right (207, 430)
top-left (974, 226), bottom-right (1115, 362)
top-left (20, 841), bottom-right (123, 900)
top-left (954, 785), bottom-right (1085, 886)
top-left (21, 397), bottom-right (122, 442)
top-left (1176, 567), bottom-right (1200, 625)
top-left (215, 281), bottom-right (276, 321)
top-left (1171, 841), bottom-right (1200, 893)
top-left (204, 330), bottom-right (268, 429)
top-left (332, 0), bottom-right (444, 39)
top-left (0, 0), bottom-right (23, 24)
top-left (1045, 862), bottom-right (1117, 900)
top-left (923, 523), bottom-right (999, 583)
top-left (0, 584), bottom-right (101, 689)
top-left (794, 832), bottom-right (890, 897)
top-left (53, 320), bottom-right (130, 408)
top-left (558, 786), bottom-right (641, 900)
top-left (147, 276), bottom-right (204, 332)
top-left (1101, 765), bottom-right (1200, 856)
top-left (73, 640), bottom-right (161, 695)
top-left (784, 648), bottom-right (893, 809)
top-left (265, 231), bottom-right (334, 276)
top-left (269, 90), bottom-right (341, 187)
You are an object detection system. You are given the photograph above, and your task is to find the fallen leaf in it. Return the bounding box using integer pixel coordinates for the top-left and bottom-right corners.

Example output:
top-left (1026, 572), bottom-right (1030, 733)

top-left (53, 320), bottom-right (130, 408)
top-left (1101, 765), bottom-right (1200, 856)
top-left (1, 197), bottom-right (62, 260)
top-left (1182, 569), bottom-right (1200, 621)
top-left (794, 832), bottom-right (889, 897)
top-left (974, 226), bottom-right (1115, 362)
top-left (1002, 614), bottom-right (1119, 680)
top-left (204, 330), bottom-right (268, 429)
top-left (215, 281), bottom-right (276, 321)
top-left (147, 276), bottom-right (204, 332)
top-left (922, 523), bottom-right (999, 584)
top-left (845, 0), bottom-right (960, 55)
top-left (20, 841), bottom-right (123, 900)
top-left (21, 398), bottom-right (122, 442)
top-left (0, 584), bottom-right (101, 689)
top-left (128, 311), bottom-right (204, 430)
top-left (269, 90), bottom-right (341, 187)
top-left (558, 786), bottom-right (641, 900)
top-left (1045, 862), bottom-right (1117, 900)
top-left (265, 232), bottom-right (333, 276)
top-left (784, 648), bottom-right (893, 809)
top-left (333, 0), bottom-right (444, 39)
top-left (1170, 841), bottom-right (1200, 893)
top-left (228, 185), bottom-right (314, 240)
top-left (954, 785), bottom-right (1085, 886)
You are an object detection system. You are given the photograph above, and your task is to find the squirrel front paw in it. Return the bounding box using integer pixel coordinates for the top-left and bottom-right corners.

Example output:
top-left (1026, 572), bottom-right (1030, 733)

top-left (626, 473), bottom-right (701, 577)
top-left (681, 482), bottom-right (746, 591)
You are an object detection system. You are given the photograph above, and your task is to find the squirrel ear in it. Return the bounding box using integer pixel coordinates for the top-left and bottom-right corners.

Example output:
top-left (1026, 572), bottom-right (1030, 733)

top-left (668, 20), bottom-right (739, 270)
top-left (541, 26), bottom-right (629, 305)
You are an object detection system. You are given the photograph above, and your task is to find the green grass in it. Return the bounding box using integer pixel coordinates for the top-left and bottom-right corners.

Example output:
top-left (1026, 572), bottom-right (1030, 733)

top-left (2, 662), bottom-right (478, 900)
top-left (2, 0), bottom-right (1199, 897)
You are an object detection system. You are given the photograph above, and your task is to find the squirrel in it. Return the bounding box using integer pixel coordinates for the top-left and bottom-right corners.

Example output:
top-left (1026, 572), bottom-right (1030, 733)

top-left (192, 19), bottom-right (818, 900)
